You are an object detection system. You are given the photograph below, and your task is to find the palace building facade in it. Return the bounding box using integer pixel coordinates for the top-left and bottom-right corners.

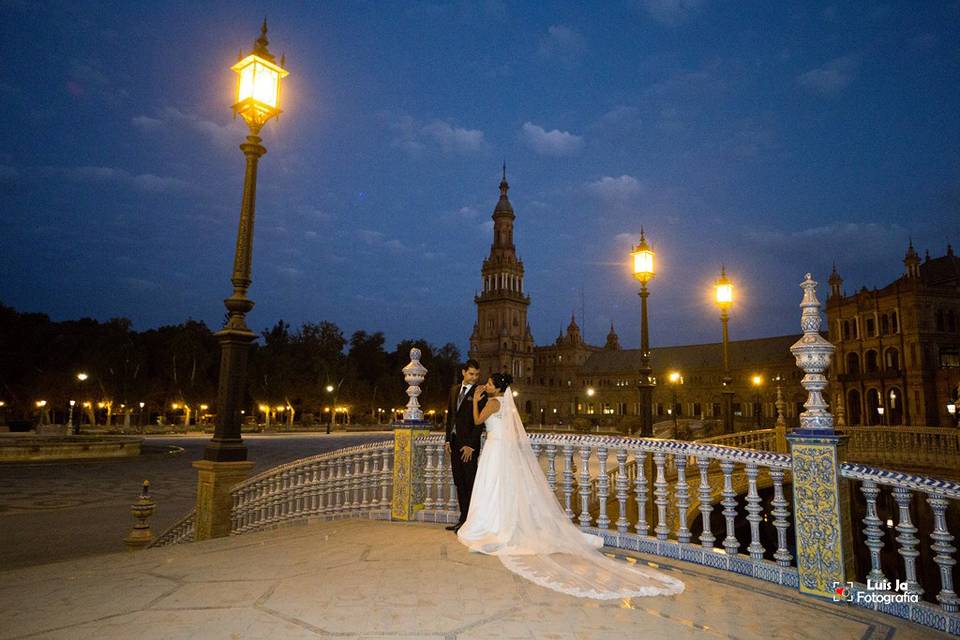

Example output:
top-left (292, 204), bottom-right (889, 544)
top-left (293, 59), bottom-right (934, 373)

top-left (468, 175), bottom-right (960, 429)
top-left (826, 243), bottom-right (960, 427)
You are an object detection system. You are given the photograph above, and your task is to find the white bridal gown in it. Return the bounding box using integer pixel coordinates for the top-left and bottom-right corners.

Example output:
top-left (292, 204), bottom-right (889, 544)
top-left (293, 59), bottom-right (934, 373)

top-left (457, 387), bottom-right (685, 599)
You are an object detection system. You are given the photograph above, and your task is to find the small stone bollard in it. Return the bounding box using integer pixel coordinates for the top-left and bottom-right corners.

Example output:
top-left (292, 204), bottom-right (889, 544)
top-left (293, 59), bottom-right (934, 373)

top-left (124, 480), bottom-right (156, 550)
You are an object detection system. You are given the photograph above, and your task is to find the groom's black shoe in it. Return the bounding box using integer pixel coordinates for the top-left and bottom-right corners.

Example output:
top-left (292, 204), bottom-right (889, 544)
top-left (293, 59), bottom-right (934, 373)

top-left (446, 522), bottom-right (463, 532)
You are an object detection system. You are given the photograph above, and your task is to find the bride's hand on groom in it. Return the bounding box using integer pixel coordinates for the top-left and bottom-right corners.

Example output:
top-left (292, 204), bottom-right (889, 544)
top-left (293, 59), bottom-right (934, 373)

top-left (472, 386), bottom-right (485, 402)
top-left (460, 445), bottom-right (474, 462)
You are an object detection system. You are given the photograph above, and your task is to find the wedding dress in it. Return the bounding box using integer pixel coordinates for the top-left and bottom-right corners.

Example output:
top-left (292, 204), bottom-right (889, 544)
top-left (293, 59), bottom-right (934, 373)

top-left (456, 387), bottom-right (685, 599)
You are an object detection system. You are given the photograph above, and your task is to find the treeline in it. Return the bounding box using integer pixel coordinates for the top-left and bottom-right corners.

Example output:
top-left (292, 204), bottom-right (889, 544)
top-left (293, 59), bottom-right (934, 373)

top-left (0, 303), bottom-right (462, 423)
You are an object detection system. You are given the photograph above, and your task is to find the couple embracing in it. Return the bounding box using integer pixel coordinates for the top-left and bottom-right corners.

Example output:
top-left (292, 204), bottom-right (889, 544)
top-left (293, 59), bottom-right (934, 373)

top-left (444, 360), bottom-right (685, 600)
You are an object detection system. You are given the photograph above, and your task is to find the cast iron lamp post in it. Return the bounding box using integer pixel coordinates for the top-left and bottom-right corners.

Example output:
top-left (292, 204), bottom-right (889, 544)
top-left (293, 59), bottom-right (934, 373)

top-left (751, 374), bottom-right (763, 428)
top-left (194, 21), bottom-right (289, 541)
top-left (668, 371), bottom-right (682, 432)
top-left (203, 21), bottom-right (288, 463)
top-left (714, 266), bottom-right (735, 434)
top-left (631, 229), bottom-right (655, 436)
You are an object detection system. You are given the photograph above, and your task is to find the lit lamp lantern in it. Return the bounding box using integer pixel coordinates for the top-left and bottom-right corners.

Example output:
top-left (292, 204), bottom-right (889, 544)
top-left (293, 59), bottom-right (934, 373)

top-left (715, 267), bottom-right (733, 309)
top-left (631, 230), bottom-right (655, 284)
top-left (231, 23), bottom-right (288, 130)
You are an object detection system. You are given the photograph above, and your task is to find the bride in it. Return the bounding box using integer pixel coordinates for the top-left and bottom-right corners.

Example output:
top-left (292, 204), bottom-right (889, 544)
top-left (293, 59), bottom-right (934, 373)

top-left (456, 372), bottom-right (685, 599)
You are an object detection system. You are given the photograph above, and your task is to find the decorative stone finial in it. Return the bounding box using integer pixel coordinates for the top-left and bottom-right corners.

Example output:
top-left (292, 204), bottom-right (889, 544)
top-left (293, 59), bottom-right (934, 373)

top-left (790, 273), bottom-right (835, 433)
top-left (123, 480), bottom-right (156, 549)
top-left (402, 348), bottom-right (428, 422)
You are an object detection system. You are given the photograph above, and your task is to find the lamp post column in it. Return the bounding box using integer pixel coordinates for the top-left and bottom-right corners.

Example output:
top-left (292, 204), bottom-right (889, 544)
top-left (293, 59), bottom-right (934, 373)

top-left (193, 129), bottom-right (263, 541)
top-left (720, 308), bottom-right (734, 434)
top-left (638, 283), bottom-right (654, 437)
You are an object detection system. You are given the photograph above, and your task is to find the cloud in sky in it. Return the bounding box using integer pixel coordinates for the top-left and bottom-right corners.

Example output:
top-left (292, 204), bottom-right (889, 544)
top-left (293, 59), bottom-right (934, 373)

top-left (132, 107), bottom-right (247, 151)
top-left (390, 115), bottom-right (487, 156)
top-left (636, 0), bottom-right (708, 27)
top-left (797, 54), bottom-right (861, 96)
top-left (43, 165), bottom-right (187, 193)
top-left (520, 122), bottom-right (583, 156)
top-left (538, 25), bottom-right (586, 64)
top-left (586, 175), bottom-right (645, 207)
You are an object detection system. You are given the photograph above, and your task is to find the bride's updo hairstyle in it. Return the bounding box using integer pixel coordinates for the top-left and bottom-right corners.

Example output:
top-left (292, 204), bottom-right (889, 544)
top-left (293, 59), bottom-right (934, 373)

top-left (491, 372), bottom-right (513, 392)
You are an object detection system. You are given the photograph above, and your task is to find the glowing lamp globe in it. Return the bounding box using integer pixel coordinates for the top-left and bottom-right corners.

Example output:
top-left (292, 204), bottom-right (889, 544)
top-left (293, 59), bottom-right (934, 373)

top-left (631, 230), bottom-right (655, 283)
top-left (231, 22), bottom-right (289, 128)
top-left (715, 267), bottom-right (733, 309)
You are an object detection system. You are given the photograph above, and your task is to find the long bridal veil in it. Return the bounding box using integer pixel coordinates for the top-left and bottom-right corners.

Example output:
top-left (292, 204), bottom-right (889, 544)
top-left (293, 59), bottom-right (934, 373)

top-left (487, 387), bottom-right (684, 599)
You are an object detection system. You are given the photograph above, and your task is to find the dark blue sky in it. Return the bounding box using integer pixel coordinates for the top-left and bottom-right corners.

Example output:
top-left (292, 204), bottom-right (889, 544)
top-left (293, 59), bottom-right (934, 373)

top-left (2, 1), bottom-right (958, 355)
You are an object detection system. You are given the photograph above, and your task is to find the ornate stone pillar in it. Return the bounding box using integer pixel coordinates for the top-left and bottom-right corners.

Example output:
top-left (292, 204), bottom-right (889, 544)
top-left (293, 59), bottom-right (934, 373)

top-left (391, 349), bottom-right (432, 521)
top-left (786, 274), bottom-right (856, 599)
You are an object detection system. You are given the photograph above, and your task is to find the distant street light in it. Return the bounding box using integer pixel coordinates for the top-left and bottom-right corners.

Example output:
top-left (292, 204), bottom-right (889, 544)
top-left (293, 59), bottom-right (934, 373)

top-left (668, 372), bottom-right (683, 432)
top-left (751, 374), bottom-right (764, 428)
top-left (714, 266), bottom-right (735, 434)
top-left (68, 400), bottom-right (76, 434)
top-left (631, 228), bottom-right (655, 436)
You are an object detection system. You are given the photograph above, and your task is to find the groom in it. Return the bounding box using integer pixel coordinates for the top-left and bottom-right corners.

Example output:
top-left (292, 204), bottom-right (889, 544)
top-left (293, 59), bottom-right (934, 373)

top-left (444, 359), bottom-right (485, 532)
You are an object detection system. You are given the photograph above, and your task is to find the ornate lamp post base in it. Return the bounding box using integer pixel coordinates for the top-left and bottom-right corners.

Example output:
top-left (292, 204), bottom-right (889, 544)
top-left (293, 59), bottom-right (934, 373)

top-left (193, 459), bottom-right (255, 540)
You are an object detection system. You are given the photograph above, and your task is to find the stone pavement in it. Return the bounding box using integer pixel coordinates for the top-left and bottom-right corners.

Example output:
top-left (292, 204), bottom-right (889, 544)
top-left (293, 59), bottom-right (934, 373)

top-left (0, 519), bottom-right (947, 640)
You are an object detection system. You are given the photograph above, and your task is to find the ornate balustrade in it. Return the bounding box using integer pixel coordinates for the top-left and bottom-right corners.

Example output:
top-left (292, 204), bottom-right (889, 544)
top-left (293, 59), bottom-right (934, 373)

top-left (231, 440), bottom-right (394, 534)
top-left (695, 428), bottom-right (781, 452)
top-left (837, 426), bottom-right (960, 475)
top-left (150, 508), bottom-right (196, 548)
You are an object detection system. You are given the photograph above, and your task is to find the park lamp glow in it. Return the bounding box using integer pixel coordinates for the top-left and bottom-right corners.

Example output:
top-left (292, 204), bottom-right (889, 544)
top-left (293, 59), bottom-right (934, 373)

top-left (668, 371), bottom-right (682, 384)
top-left (630, 228), bottom-right (655, 284)
top-left (76, 372), bottom-right (88, 382)
top-left (586, 387), bottom-right (596, 397)
top-left (35, 400), bottom-right (46, 408)
top-left (715, 266), bottom-right (733, 309)
top-left (231, 20), bottom-right (288, 130)
top-left (752, 374), bottom-right (763, 387)
top-left (947, 402), bottom-right (957, 416)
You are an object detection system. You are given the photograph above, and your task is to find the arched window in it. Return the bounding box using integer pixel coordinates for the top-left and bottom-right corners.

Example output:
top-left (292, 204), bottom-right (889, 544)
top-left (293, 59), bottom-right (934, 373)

top-left (887, 387), bottom-right (902, 424)
top-left (865, 388), bottom-right (881, 425)
top-left (843, 321), bottom-right (851, 340)
top-left (846, 352), bottom-right (861, 375)
top-left (884, 348), bottom-right (900, 371)
top-left (865, 350), bottom-right (879, 373)
top-left (847, 389), bottom-right (862, 425)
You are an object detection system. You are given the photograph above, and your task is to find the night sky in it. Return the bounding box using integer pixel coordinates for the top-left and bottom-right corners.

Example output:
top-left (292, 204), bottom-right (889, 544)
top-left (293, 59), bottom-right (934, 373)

top-left (2, 1), bottom-right (958, 356)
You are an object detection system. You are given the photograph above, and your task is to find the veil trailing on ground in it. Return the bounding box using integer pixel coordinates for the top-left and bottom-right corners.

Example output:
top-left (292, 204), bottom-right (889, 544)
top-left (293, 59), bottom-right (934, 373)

top-left (479, 387), bottom-right (685, 599)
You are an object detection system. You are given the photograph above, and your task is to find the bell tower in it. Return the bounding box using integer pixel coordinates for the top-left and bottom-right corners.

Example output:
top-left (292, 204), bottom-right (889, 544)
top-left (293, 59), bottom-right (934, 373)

top-left (469, 166), bottom-right (535, 384)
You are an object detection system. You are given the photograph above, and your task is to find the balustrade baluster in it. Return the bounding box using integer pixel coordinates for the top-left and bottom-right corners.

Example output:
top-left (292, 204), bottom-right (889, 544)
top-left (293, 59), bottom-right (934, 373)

top-left (744, 462), bottom-right (764, 560)
top-left (353, 454), bottom-right (363, 511)
top-left (615, 449), bottom-right (629, 533)
top-left (635, 449), bottom-right (649, 536)
top-left (578, 445), bottom-right (593, 529)
top-left (696, 456), bottom-right (714, 549)
top-left (892, 486), bottom-right (923, 595)
top-left (597, 446), bottom-right (610, 530)
top-left (860, 479), bottom-right (886, 582)
top-left (231, 491), bottom-right (240, 533)
top-left (381, 449), bottom-right (392, 510)
top-left (927, 492), bottom-right (958, 612)
top-left (769, 467), bottom-right (792, 567)
top-left (653, 451), bottom-right (669, 540)
top-left (562, 444), bottom-right (575, 520)
top-left (436, 444), bottom-right (446, 509)
top-left (546, 444), bottom-right (558, 492)
top-left (424, 444), bottom-right (436, 510)
top-left (361, 451), bottom-right (371, 509)
top-left (320, 460), bottom-right (331, 516)
top-left (720, 460), bottom-right (739, 555)
top-left (674, 453), bottom-right (690, 544)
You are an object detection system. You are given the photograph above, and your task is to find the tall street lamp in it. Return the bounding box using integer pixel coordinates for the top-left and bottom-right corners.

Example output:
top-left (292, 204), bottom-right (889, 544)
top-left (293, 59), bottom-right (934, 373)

top-left (668, 371), bottom-right (683, 433)
top-left (751, 374), bottom-right (763, 428)
top-left (714, 267), bottom-right (735, 434)
top-left (631, 228), bottom-right (655, 436)
top-left (195, 21), bottom-right (289, 541)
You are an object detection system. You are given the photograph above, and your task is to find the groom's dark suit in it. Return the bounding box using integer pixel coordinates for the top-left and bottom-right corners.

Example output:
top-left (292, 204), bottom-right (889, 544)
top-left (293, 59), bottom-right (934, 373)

top-left (446, 382), bottom-right (486, 526)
